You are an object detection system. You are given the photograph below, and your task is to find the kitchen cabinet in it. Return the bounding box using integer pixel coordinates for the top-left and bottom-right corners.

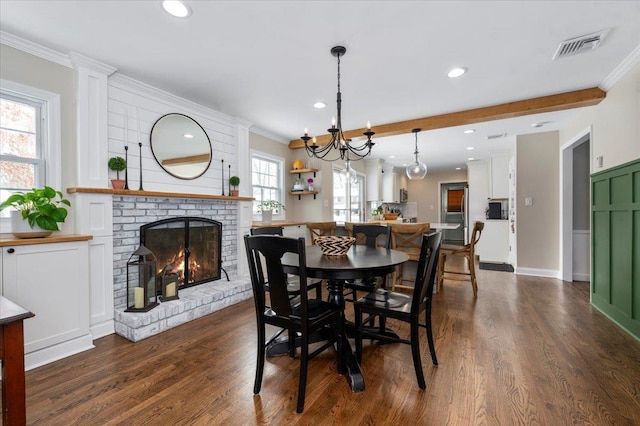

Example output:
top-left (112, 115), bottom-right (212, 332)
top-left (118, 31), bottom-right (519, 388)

top-left (1, 239), bottom-right (92, 366)
top-left (490, 154), bottom-right (510, 199)
top-left (475, 220), bottom-right (510, 263)
top-left (382, 166), bottom-right (406, 202)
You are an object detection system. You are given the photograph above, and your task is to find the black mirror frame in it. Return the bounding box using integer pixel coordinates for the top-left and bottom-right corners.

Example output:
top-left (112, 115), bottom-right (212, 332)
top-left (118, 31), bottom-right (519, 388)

top-left (149, 113), bottom-right (213, 180)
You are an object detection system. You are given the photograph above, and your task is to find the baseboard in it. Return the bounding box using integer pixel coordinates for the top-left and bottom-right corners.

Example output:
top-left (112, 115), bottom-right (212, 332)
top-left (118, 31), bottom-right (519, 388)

top-left (90, 319), bottom-right (115, 339)
top-left (515, 267), bottom-right (560, 278)
top-left (572, 272), bottom-right (591, 282)
top-left (25, 334), bottom-right (95, 371)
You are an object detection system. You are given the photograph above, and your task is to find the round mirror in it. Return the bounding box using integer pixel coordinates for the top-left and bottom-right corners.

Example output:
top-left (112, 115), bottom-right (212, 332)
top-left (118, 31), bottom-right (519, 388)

top-left (150, 113), bottom-right (212, 180)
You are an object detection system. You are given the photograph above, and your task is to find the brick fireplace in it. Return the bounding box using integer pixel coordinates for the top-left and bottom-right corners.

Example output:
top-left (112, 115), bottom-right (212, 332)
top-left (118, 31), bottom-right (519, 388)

top-left (112, 195), bottom-right (251, 341)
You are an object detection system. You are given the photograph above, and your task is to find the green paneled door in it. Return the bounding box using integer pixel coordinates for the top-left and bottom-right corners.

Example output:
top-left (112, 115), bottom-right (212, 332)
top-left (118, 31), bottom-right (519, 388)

top-left (591, 158), bottom-right (640, 340)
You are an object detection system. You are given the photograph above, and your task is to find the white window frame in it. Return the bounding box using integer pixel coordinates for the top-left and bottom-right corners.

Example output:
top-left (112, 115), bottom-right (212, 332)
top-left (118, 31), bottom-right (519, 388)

top-left (332, 164), bottom-right (366, 223)
top-left (0, 79), bottom-right (61, 231)
top-left (250, 150), bottom-right (285, 221)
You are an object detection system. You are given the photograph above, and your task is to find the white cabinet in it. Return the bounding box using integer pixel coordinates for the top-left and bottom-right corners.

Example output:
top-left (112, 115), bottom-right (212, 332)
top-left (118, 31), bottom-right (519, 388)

top-left (2, 240), bottom-right (93, 367)
top-left (475, 220), bottom-right (510, 263)
top-left (365, 158), bottom-right (383, 201)
top-left (490, 154), bottom-right (510, 199)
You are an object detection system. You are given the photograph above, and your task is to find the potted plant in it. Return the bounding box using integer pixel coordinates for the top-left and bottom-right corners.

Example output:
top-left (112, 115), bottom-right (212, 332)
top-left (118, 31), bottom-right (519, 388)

top-left (108, 156), bottom-right (127, 189)
top-left (229, 176), bottom-right (240, 196)
top-left (257, 200), bottom-right (285, 224)
top-left (0, 186), bottom-right (71, 238)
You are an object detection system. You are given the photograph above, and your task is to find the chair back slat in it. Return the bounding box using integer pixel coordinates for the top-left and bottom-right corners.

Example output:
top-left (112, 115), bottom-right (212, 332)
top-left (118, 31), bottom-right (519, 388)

top-left (250, 226), bottom-right (284, 236)
top-left (411, 232), bottom-right (442, 313)
top-left (244, 235), bottom-right (308, 320)
top-left (352, 224), bottom-right (391, 249)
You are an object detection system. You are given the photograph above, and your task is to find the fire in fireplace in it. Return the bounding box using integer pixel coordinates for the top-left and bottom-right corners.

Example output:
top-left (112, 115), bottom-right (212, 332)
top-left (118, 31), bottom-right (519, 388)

top-left (141, 217), bottom-right (222, 290)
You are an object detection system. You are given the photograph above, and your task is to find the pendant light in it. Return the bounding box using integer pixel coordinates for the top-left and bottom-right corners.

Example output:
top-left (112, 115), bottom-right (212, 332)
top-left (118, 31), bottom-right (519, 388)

top-left (406, 128), bottom-right (427, 180)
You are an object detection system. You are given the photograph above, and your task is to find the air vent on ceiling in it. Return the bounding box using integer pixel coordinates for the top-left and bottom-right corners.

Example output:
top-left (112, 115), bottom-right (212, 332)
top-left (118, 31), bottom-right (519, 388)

top-left (552, 29), bottom-right (610, 60)
top-left (487, 133), bottom-right (507, 140)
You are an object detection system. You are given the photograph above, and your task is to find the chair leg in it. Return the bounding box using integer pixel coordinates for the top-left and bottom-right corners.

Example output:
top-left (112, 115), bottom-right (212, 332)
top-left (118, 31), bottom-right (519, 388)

top-left (315, 282), bottom-right (322, 300)
top-left (468, 255), bottom-right (478, 297)
top-left (437, 253), bottom-right (445, 292)
top-left (254, 323), bottom-right (266, 394)
top-left (288, 329), bottom-right (295, 358)
top-left (296, 328), bottom-right (309, 413)
top-left (336, 314), bottom-right (345, 374)
top-left (425, 306), bottom-right (438, 366)
top-left (410, 320), bottom-right (426, 389)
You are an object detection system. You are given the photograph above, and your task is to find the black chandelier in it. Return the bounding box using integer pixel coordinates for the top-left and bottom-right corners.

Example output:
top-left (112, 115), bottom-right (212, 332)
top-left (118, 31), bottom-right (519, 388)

top-left (301, 46), bottom-right (375, 162)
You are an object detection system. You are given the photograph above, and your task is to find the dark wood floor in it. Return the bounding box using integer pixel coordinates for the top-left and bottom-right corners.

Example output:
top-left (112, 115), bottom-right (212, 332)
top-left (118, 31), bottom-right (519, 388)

top-left (10, 261), bottom-right (640, 425)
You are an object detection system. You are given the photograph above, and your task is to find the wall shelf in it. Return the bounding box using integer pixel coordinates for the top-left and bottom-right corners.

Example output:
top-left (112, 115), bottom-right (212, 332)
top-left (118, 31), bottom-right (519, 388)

top-left (67, 187), bottom-right (254, 201)
top-left (289, 168), bottom-right (318, 178)
top-left (289, 190), bottom-right (318, 200)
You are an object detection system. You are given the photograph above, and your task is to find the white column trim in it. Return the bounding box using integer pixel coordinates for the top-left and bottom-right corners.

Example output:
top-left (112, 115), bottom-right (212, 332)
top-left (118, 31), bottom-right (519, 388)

top-left (234, 117), bottom-right (253, 278)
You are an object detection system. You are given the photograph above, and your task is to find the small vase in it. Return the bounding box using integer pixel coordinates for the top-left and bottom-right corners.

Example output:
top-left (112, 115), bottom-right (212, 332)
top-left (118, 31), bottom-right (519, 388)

top-left (10, 210), bottom-right (52, 239)
top-left (261, 210), bottom-right (273, 224)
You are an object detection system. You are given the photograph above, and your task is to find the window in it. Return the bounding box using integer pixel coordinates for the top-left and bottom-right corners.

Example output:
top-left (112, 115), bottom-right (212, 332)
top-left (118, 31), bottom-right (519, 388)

top-left (333, 166), bottom-right (365, 223)
top-left (251, 151), bottom-right (284, 218)
top-left (0, 79), bottom-right (60, 222)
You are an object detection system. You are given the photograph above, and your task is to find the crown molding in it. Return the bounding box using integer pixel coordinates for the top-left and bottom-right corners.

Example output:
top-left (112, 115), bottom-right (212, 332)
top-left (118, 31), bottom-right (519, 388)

top-left (0, 30), bottom-right (72, 68)
top-left (249, 126), bottom-right (288, 144)
top-left (108, 73), bottom-right (235, 126)
top-left (69, 51), bottom-right (116, 75)
top-left (601, 44), bottom-right (640, 91)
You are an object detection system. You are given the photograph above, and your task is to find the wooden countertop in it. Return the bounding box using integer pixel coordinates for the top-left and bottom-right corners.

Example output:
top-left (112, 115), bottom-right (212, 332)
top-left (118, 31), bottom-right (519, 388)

top-left (0, 234), bottom-right (93, 247)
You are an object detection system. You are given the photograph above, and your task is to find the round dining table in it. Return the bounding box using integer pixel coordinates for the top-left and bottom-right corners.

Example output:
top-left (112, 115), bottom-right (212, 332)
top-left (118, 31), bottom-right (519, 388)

top-left (280, 244), bottom-right (409, 392)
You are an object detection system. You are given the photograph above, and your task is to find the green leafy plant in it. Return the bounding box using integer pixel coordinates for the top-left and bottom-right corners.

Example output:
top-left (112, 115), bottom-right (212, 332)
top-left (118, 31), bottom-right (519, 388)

top-left (229, 176), bottom-right (240, 189)
top-left (108, 156), bottom-right (127, 180)
top-left (257, 200), bottom-right (285, 212)
top-left (0, 186), bottom-right (71, 231)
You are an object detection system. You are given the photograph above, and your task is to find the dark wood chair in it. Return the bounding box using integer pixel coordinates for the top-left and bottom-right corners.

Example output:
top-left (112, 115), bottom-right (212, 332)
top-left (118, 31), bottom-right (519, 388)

top-left (354, 231), bottom-right (442, 389)
top-left (244, 234), bottom-right (343, 413)
top-left (437, 221), bottom-right (484, 297)
top-left (344, 224), bottom-right (392, 302)
top-left (250, 227), bottom-right (322, 300)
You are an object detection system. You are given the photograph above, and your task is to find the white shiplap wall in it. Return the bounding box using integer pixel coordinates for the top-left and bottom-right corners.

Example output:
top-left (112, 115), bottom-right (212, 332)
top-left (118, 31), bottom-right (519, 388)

top-left (107, 74), bottom-right (239, 195)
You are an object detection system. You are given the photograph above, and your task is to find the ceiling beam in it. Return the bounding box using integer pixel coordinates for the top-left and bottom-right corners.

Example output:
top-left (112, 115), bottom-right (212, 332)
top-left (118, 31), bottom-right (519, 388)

top-left (288, 87), bottom-right (605, 149)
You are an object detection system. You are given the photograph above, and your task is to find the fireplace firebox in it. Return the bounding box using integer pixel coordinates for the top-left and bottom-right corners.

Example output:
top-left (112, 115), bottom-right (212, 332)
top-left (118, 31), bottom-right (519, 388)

top-left (141, 217), bottom-right (223, 291)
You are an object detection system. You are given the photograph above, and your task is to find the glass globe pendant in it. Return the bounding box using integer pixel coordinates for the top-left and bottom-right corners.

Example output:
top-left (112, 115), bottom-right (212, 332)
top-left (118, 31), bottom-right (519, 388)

top-left (406, 128), bottom-right (427, 180)
top-left (341, 159), bottom-right (358, 184)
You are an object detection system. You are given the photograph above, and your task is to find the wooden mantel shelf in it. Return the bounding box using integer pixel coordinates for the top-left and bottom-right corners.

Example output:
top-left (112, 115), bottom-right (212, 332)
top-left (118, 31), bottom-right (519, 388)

top-left (67, 187), bottom-right (254, 202)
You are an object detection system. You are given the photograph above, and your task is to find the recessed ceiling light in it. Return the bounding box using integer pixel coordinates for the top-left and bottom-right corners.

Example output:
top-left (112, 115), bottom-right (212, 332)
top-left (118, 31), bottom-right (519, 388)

top-left (389, 155), bottom-right (396, 159)
top-left (313, 102), bottom-right (326, 109)
top-left (401, 163), bottom-right (408, 167)
top-left (447, 67), bottom-right (467, 78)
top-left (184, 133), bottom-right (194, 139)
top-left (467, 157), bottom-right (475, 161)
top-left (466, 146), bottom-right (475, 150)
top-left (162, 0), bottom-right (191, 18)
top-left (463, 129), bottom-right (475, 134)
top-left (456, 167), bottom-right (462, 170)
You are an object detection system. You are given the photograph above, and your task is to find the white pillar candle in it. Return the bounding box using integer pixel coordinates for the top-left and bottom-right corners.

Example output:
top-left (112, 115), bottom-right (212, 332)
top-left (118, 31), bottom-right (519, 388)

top-left (166, 282), bottom-right (176, 298)
top-left (134, 287), bottom-right (144, 309)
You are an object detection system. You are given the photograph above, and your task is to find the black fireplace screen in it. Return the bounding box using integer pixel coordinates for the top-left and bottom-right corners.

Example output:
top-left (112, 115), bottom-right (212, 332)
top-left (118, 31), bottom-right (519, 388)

top-left (141, 217), bottom-right (222, 290)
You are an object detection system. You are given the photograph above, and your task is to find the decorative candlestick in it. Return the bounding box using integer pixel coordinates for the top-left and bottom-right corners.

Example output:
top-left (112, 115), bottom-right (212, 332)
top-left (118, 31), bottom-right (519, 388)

top-left (228, 164), bottom-right (231, 195)
top-left (124, 145), bottom-right (129, 190)
top-left (138, 142), bottom-right (144, 191)
top-left (221, 159), bottom-right (225, 195)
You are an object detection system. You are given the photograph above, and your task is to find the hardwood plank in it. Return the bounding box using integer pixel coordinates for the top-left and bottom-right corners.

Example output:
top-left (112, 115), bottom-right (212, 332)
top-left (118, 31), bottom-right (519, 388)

top-left (288, 87), bottom-right (606, 148)
top-left (12, 259), bottom-right (640, 425)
